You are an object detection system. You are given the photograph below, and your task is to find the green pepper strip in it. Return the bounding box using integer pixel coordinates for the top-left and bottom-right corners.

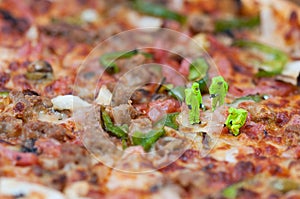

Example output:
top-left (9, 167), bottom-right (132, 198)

top-left (232, 94), bottom-right (268, 104)
top-left (196, 75), bottom-right (209, 94)
top-left (272, 178), bottom-right (300, 193)
top-left (188, 58), bottom-right (209, 93)
top-left (99, 50), bottom-right (152, 74)
top-left (101, 110), bottom-right (128, 140)
top-left (223, 177), bottom-right (300, 198)
top-left (169, 86), bottom-right (185, 102)
top-left (215, 15), bottom-right (260, 32)
top-left (222, 184), bottom-right (238, 199)
top-left (132, 128), bottom-right (165, 151)
top-left (0, 91), bottom-right (9, 97)
top-left (99, 49), bottom-right (139, 74)
top-left (188, 58), bottom-right (209, 81)
top-left (132, 0), bottom-right (187, 24)
top-left (164, 112), bottom-right (180, 130)
top-left (233, 40), bottom-right (289, 77)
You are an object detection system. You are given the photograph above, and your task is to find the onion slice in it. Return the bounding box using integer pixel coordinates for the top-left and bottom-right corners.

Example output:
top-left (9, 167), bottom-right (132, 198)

top-left (0, 178), bottom-right (65, 199)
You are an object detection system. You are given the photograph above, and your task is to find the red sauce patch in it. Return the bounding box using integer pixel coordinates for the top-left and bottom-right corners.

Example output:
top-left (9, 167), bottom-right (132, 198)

top-left (179, 149), bottom-right (200, 162)
top-left (275, 111), bottom-right (290, 127)
top-left (240, 122), bottom-right (264, 141)
top-left (13, 102), bottom-right (25, 112)
top-left (232, 161), bottom-right (255, 181)
top-left (12, 74), bottom-right (32, 90)
top-left (148, 98), bottom-right (181, 114)
top-left (208, 171), bottom-right (231, 184)
top-left (159, 162), bottom-right (184, 173)
top-left (268, 164), bottom-right (282, 175)
top-left (264, 144), bottom-right (279, 156)
top-left (0, 72), bottom-right (10, 88)
top-left (44, 76), bottom-right (73, 97)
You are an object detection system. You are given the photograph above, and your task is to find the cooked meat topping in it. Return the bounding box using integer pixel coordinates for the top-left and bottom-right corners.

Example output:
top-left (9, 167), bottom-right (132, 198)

top-left (22, 121), bottom-right (67, 142)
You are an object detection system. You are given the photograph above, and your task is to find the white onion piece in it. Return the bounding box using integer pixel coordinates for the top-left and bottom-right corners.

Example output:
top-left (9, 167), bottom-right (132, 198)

top-left (81, 9), bottom-right (99, 23)
top-left (51, 95), bottom-right (91, 111)
top-left (277, 61), bottom-right (300, 85)
top-left (0, 178), bottom-right (65, 199)
top-left (95, 85), bottom-right (112, 106)
top-left (26, 26), bottom-right (38, 41)
top-left (127, 11), bottom-right (163, 29)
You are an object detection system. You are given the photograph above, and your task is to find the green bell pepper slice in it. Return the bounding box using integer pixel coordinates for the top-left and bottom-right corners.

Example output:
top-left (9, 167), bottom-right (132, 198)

top-left (101, 110), bottom-right (128, 140)
top-left (132, 128), bottom-right (165, 151)
top-left (233, 40), bottom-right (289, 77)
top-left (132, 0), bottom-right (187, 24)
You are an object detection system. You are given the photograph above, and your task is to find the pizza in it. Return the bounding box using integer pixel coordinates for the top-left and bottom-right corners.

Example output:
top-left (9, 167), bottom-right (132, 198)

top-left (0, 0), bottom-right (300, 198)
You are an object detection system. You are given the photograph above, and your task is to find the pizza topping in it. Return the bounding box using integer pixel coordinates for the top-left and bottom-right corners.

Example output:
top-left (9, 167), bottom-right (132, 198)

top-left (242, 102), bottom-right (275, 123)
top-left (231, 94), bottom-right (268, 107)
top-left (51, 95), bottom-right (91, 111)
top-left (168, 86), bottom-right (185, 102)
top-left (58, 143), bottom-right (90, 168)
top-left (25, 60), bottom-right (53, 80)
top-left (0, 91), bottom-right (9, 97)
top-left (101, 109), bottom-right (128, 141)
top-left (22, 89), bottom-right (39, 96)
top-left (188, 57), bottom-right (209, 81)
top-left (233, 40), bottom-right (289, 77)
top-left (21, 138), bottom-right (37, 154)
top-left (276, 61), bottom-right (300, 86)
top-left (129, 117), bottom-right (153, 135)
top-left (162, 112), bottom-right (180, 130)
top-left (271, 178), bottom-right (299, 193)
top-left (0, 72), bottom-right (10, 88)
top-left (99, 49), bottom-right (152, 74)
top-left (222, 184), bottom-right (237, 199)
top-left (44, 76), bottom-right (74, 97)
top-left (95, 85), bottom-right (112, 106)
top-left (80, 9), bottom-right (99, 24)
top-left (188, 14), bottom-right (215, 34)
top-left (101, 105), bottom-right (177, 151)
top-left (41, 23), bottom-right (97, 44)
top-left (238, 78), bottom-right (297, 97)
top-left (132, 128), bottom-right (165, 151)
top-left (148, 98), bottom-right (181, 114)
top-left (112, 104), bottom-right (137, 126)
top-left (23, 121), bottom-right (68, 142)
top-left (215, 15), bottom-right (260, 32)
top-left (132, 0), bottom-right (187, 24)
top-left (0, 115), bottom-right (22, 139)
top-left (127, 10), bottom-right (164, 29)
top-left (99, 49), bottom-right (139, 74)
top-left (0, 144), bottom-right (38, 166)
top-left (284, 114), bottom-right (300, 134)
